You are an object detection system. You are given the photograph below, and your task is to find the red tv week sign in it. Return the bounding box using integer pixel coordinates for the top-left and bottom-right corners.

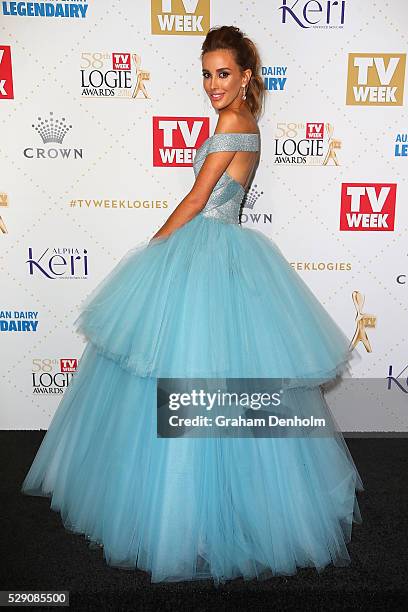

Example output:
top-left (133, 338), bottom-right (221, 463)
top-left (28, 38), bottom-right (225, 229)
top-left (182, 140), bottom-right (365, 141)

top-left (306, 122), bottom-right (324, 139)
top-left (153, 117), bottom-right (210, 167)
top-left (0, 46), bottom-right (14, 99)
top-left (60, 358), bottom-right (78, 373)
top-left (340, 182), bottom-right (397, 231)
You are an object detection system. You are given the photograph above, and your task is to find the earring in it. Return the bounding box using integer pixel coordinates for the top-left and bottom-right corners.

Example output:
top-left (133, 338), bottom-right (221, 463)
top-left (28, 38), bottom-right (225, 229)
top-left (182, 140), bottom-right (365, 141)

top-left (242, 85), bottom-right (247, 100)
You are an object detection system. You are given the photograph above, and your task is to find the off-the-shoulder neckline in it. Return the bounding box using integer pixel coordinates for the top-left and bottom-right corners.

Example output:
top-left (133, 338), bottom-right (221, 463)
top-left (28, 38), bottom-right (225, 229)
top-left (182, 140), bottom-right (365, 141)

top-left (211, 132), bottom-right (259, 137)
top-left (196, 131), bottom-right (260, 154)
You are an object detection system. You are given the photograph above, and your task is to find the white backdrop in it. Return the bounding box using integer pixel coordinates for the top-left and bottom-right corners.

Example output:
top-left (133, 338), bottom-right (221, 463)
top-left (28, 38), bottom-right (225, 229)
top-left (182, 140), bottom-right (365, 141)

top-left (0, 0), bottom-right (407, 432)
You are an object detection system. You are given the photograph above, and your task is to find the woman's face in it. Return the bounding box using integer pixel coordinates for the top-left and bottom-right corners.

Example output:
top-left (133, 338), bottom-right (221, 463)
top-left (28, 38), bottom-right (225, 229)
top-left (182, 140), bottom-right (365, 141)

top-left (202, 49), bottom-right (251, 111)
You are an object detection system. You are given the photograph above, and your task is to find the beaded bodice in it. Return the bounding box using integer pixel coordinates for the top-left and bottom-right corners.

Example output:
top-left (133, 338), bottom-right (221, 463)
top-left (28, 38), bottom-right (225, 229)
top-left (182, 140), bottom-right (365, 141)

top-left (193, 132), bottom-right (260, 225)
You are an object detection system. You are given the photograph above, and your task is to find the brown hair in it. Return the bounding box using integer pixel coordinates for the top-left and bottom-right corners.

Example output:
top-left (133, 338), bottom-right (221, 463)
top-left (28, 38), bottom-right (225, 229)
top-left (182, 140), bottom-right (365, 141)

top-left (200, 25), bottom-right (265, 121)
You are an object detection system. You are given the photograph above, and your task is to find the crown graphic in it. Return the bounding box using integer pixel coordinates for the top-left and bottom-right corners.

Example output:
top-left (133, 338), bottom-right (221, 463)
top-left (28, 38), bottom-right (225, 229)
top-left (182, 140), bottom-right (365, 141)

top-left (32, 111), bottom-right (72, 144)
top-left (242, 183), bottom-right (264, 210)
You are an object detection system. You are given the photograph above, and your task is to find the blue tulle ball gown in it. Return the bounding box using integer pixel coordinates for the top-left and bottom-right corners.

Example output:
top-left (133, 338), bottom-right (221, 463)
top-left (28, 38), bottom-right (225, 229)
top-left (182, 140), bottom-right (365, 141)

top-left (21, 132), bottom-right (364, 585)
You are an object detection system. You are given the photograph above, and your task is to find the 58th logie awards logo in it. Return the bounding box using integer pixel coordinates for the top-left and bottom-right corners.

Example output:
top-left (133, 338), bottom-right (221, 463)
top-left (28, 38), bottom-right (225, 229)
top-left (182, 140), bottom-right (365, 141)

top-left (80, 53), bottom-right (150, 98)
top-left (274, 122), bottom-right (341, 165)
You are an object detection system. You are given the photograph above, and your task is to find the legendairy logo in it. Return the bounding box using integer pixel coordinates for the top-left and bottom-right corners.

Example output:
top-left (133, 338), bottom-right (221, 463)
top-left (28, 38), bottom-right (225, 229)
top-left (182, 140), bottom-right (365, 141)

top-left (274, 122), bottom-right (341, 165)
top-left (32, 358), bottom-right (79, 395)
top-left (26, 247), bottom-right (89, 279)
top-left (395, 133), bottom-right (408, 158)
top-left (1, 0), bottom-right (89, 18)
top-left (153, 117), bottom-right (209, 167)
top-left (279, 0), bottom-right (346, 28)
top-left (262, 65), bottom-right (287, 92)
top-left (80, 52), bottom-right (150, 98)
top-left (151, 0), bottom-right (210, 35)
top-left (0, 45), bottom-right (14, 99)
top-left (23, 111), bottom-right (83, 159)
top-left (0, 310), bottom-right (39, 331)
top-left (340, 183), bottom-right (397, 231)
top-left (346, 53), bottom-right (406, 106)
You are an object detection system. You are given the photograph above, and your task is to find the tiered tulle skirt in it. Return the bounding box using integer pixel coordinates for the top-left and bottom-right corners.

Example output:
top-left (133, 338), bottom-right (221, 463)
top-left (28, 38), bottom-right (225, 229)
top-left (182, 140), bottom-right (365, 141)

top-left (21, 212), bottom-right (364, 584)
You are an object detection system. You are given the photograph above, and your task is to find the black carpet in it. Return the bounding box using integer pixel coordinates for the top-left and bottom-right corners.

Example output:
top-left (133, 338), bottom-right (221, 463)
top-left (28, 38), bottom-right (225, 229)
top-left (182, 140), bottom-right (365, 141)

top-left (2, 432), bottom-right (407, 610)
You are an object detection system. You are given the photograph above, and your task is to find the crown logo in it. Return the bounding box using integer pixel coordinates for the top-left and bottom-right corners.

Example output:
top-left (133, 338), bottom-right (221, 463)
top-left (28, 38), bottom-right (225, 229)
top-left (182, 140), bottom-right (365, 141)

top-left (242, 183), bottom-right (264, 210)
top-left (32, 111), bottom-right (72, 144)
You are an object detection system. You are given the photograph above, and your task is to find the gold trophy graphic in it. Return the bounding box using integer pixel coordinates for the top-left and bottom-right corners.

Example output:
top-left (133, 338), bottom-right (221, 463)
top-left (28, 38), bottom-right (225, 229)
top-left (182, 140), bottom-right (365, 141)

top-left (131, 53), bottom-right (150, 99)
top-left (0, 192), bottom-right (8, 234)
top-left (322, 123), bottom-right (341, 166)
top-left (350, 290), bottom-right (377, 352)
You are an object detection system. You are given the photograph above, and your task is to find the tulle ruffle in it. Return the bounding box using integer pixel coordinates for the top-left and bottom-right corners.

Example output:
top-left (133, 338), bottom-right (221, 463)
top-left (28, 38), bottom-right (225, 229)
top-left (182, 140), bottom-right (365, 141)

top-left (21, 343), bottom-right (363, 584)
top-left (73, 213), bottom-right (363, 384)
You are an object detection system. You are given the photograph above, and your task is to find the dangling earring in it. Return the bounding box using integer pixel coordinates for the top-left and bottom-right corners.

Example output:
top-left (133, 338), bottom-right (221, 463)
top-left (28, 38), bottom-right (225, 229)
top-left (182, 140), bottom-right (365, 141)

top-left (242, 85), bottom-right (247, 100)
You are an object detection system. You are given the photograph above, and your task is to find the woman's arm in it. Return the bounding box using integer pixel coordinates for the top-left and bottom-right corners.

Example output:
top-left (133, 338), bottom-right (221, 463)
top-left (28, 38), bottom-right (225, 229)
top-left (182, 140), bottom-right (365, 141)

top-left (149, 114), bottom-right (240, 242)
top-left (149, 150), bottom-right (234, 242)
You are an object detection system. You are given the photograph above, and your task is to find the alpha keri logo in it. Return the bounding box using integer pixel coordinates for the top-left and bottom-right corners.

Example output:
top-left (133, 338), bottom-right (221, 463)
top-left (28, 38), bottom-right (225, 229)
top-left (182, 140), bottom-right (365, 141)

top-left (339, 183), bottom-right (397, 231)
top-left (153, 117), bottom-right (209, 167)
top-left (151, 0), bottom-right (210, 35)
top-left (346, 53), bottom-right (406, 106)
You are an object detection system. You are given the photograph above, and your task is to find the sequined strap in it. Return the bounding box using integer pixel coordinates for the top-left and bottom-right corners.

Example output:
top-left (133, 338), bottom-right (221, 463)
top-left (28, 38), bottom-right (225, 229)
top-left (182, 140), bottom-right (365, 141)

top-left (207, 132), bottom-right (260, 154)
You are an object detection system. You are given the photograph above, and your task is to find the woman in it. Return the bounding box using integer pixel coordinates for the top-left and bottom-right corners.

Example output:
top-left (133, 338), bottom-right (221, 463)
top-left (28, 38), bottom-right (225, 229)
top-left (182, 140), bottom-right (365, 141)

top-left (21, 26), bottom-right (364, 585)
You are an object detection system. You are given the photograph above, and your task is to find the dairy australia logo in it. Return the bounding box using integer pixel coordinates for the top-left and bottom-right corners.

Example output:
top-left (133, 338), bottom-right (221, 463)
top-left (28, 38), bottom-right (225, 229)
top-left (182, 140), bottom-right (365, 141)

top-left (153, 117), bottom-right (209, 167)
top-left (0, 310), bottom-right (39, 332)
top-left (278, 0), bottom-right (346, 28)
top-left (395, 133), bottom-right (408, 158)
top-left (346, 53), bottom-right (406, 106)
top-left (1, 0), bottom-right (89, 18)
top-left (24, 111), bottom-right (83, 159)
top-left (0, 45), bottom-right (14, 99)
top-left (26, 247), bottom-right (89, 279)
top-left (274, 122), bottom-right (342, 165)
top-left (262, 66), bottom-right (288, 92)
top-left (340, 183), bottom-right (397, 231)
top-left (80, 52), bottom-right (150, 98)
top-left (151, 0), bottom-right (210, 35)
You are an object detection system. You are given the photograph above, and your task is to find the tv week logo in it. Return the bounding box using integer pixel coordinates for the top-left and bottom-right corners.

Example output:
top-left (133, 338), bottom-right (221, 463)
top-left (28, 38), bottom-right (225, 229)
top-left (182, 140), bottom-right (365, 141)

top-left (151, 0), bottom-right (210, 35)
top-left (340, 183), bottom-right (397, 231)
top-left (0, 45), bottom-right (14, 99)
top-left (306, 123), bottom-right (324, 139)
top-left (60, 359), bottom-right (78, 373)
top-left (153, 117), bottom-right (209, 167)
top-left (346, 53), bottom-right (406, 106)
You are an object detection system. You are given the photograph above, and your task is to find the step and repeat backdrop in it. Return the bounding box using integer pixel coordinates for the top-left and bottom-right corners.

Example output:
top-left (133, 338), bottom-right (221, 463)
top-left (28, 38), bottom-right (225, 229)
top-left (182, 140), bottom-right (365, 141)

top-left (0, 1), bottom-right (407, 431)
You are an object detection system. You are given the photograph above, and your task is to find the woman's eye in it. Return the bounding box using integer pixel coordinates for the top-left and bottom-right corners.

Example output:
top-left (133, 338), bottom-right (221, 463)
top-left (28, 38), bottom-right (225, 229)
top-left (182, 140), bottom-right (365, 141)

top-left (202, 72), bottom-right (230, 79)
